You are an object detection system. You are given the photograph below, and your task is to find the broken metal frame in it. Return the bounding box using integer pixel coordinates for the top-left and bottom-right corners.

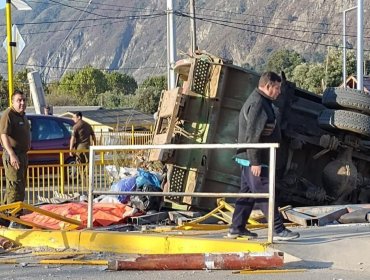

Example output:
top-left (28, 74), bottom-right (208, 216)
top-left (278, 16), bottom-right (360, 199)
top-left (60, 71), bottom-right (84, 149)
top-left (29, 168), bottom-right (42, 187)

top-left (0, 202), bottom-right (81, 230)
top-left (280, 205), bottom-right (349, 226)
top-left (88, 143), bottom-right (279, 243)
top-left (181, 199), bottom-right (263, 227)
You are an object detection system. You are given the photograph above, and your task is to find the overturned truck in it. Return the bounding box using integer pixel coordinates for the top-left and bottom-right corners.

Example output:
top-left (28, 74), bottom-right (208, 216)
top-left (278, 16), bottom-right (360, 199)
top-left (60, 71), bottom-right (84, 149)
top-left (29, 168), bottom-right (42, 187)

top-left (149, 51), bottom-right (370, 209)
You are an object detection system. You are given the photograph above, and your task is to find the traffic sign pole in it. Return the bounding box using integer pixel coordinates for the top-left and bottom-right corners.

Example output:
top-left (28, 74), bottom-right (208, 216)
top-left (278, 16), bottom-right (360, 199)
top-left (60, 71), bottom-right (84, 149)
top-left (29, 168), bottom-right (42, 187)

top-left (6, 0), bottom-right (14, 106)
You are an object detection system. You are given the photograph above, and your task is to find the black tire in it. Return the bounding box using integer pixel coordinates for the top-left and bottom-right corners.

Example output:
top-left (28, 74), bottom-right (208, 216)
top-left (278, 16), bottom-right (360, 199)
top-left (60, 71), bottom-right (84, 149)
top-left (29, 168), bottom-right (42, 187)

top-left (322, 87), bottom-right (370, 114)
top-left (318, 109), bottom-right (370, 138)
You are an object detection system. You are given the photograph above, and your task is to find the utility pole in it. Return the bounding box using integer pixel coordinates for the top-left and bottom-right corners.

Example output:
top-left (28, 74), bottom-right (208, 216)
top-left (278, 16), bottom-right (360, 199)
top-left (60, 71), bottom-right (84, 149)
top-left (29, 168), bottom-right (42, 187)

top-left (5, 0), bottom-right (14, 105)
top-left (190, 0), bottom-right (197, 53)
top-left (166, 0), bottom-right (177, 90)
top-left (4, 0), bottom-right (31, 106)
top-left (342, 6), bottom-right (357, 88)
top-left (356, 0), bottom-right (364, 90)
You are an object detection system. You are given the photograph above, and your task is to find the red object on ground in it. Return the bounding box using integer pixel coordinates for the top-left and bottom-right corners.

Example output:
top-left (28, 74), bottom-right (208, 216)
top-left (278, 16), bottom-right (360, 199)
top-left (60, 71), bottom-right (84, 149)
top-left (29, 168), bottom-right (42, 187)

top-left (108, 252), bottom-right (284, 270)
top-left (21, 202), bottom-right (138, 229)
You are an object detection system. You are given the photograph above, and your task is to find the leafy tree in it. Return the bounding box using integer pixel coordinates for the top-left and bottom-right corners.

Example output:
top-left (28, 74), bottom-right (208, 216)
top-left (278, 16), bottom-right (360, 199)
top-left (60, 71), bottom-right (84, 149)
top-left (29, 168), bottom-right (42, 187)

top-left (58, 72), bottom-right (76, 95)
top-left (73, 66), bottom-right (108, 105)
top-left (14, 69), bottom-right (29, 98)
top-left (58, 66), bottom-right (108, 105)
top-left (265, 49), bottom-right (305, 79)
top-left (324, 48), bottom-right (356, 88)
top-left (0, 75), bottom-right (8, 110)
top-left (140, 75), bottom-right (167, 90)
top-left (99, 89), bottom-right (131, 108)
top-left (105, 72), bottom-right (137, 95)
top-left (292, 63), bottom-right (325, 94)
top-left (133, 86), bottom-right (162, 114)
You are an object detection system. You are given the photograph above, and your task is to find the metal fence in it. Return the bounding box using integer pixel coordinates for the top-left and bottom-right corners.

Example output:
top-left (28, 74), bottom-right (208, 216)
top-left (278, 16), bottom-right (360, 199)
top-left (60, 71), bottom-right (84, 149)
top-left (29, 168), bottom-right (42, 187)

top-left (0, 130), bottom-right (153, 204)
top-left (87, 143), bottom-right (279, 243)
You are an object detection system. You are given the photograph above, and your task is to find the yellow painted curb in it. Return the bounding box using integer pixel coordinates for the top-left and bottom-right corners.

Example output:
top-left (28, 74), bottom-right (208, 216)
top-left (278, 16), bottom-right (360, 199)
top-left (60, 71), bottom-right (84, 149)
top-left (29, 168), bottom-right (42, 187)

top-left (0, 228), bottom-right (268, 254)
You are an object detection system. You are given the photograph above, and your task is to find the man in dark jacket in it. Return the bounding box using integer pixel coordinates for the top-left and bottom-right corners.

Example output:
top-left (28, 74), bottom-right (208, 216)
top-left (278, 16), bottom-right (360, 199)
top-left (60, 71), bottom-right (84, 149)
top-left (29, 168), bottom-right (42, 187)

top-left (228, 72), bottom-right (299, 241)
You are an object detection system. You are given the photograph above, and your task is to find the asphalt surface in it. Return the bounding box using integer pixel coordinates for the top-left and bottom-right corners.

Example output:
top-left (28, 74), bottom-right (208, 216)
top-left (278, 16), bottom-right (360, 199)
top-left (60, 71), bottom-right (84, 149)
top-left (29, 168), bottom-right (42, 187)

top-left (0, 223), bottom-right (368, 279)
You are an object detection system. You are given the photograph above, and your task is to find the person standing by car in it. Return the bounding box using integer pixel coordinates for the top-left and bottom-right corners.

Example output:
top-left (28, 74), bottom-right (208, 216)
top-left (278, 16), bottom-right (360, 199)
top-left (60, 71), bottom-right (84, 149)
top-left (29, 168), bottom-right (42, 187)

top-left (0, 90), bottom-right (30, 204)
top-left (228, 72), bottom-right (300, 241)
top-left (69, 112), bottom-right (96, 163)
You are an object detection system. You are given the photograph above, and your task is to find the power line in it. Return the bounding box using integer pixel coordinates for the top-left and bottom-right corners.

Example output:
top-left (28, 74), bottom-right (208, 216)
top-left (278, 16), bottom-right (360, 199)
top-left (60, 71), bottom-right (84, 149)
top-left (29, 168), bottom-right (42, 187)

top-left (40, 0), bottom-right (94, 74)
top-left (0, 12), bottom-right (166, 28)
top-left (0, 60), bottom-right (166, 71)
top-left (176, 13), bottom-right (370, 51)
top-left (28, 0), bottom-right (162, 13)
top-left (194, 6), bottom-right (333, 27)
top-left (178, 11), bottom-right (369, 39)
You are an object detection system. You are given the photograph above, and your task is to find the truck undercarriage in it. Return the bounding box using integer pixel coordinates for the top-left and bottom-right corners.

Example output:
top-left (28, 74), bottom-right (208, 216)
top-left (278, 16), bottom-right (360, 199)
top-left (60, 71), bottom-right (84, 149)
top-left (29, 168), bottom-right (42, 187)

top-left (150, 51), bottom-right (370, 209)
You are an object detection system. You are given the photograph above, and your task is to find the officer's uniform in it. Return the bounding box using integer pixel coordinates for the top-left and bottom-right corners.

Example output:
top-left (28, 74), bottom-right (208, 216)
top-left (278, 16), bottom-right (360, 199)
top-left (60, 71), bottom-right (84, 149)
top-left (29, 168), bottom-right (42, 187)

top-left (0, 107), bottom-right (30, 204)
top-left (72, 119), bottom-right (95, 163)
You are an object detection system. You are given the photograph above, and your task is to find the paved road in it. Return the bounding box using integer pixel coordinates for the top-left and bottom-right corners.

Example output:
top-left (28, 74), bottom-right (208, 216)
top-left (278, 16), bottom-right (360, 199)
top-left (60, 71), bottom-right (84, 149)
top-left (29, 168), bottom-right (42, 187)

top-left (0, 263), bottom-right (367, 280)
top-left (0, 223), bottom-right (369, 279)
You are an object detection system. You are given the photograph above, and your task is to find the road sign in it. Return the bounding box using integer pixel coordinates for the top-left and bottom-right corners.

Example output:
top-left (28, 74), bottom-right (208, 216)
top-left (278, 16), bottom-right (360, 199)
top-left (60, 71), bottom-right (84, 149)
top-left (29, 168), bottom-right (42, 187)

top-left (12, 0), bottom-right (31, 10)
top-left (2, 24), bottom-right (25, 62)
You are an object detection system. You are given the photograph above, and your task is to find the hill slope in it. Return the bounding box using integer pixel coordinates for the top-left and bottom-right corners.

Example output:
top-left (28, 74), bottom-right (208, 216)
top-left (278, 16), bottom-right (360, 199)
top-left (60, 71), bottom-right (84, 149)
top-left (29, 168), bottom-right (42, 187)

top-left (0, 0), bottom-right (364, 83)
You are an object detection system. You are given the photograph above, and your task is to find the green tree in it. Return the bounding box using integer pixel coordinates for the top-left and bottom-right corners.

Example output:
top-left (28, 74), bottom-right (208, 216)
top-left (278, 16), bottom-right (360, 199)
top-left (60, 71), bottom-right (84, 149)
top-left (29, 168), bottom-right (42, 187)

top-left (74, 66), bottom-right (108, 105)
top-left (133, 86), bottom-right (162, 114)
top-left (140, 75), bottom-right (167, 90)
top-left (0, 75), bottom-right (8, 110)
top-left (14, 69), bottom-right (29, 97)
top-left (292, 63), bottom-right (325, 94)
top-left (324, 48), bottom-right (356, 88)
top-left (105, 72), bottom-right (137, 95)
top-left (265, 49), bottom-right (305, 79)
top-left (99, 89), bottom-right (131, 108)
top-left (58, 72), bottom-right (76, 95)
top-left (58, 66), bottom-right (108, 105)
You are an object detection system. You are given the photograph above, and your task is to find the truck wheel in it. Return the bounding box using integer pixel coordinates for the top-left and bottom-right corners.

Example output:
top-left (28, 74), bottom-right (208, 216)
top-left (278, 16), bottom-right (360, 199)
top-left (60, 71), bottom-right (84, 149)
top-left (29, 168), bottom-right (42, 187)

top-left (318, 109), bottom-right (370, 138)
top-left (322, 87), bottom-right (370, 115)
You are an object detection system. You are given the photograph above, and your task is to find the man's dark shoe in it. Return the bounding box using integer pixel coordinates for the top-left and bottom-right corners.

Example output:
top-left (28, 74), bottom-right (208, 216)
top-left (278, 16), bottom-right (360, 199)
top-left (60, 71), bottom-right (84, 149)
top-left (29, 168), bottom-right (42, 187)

top-left (273, 228), bottom-right (300, 241)
top-left (227, 228), bottom-right (258, 239)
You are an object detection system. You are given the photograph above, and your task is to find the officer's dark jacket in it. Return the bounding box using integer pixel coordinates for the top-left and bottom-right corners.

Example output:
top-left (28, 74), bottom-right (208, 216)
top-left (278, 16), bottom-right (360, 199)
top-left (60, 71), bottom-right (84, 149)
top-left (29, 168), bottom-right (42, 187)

top-left (236, 88), bottom-right (281, 166)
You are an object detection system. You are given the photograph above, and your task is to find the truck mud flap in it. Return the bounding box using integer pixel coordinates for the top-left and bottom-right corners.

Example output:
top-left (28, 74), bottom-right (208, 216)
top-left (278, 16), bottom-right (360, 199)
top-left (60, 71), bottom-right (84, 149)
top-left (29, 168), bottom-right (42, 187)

top-left (322, 87), bottom-right (370, 115)
top-left (318, 109), bottom-right (370, 138)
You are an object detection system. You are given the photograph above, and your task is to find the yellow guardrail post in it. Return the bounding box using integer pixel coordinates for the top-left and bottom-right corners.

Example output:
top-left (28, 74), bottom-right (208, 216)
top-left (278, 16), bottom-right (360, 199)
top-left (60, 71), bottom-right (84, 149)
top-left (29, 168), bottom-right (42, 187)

top-left (131, 125), bottom-right (135, 145)
top-left (60, 152), bottom-right (65, 193)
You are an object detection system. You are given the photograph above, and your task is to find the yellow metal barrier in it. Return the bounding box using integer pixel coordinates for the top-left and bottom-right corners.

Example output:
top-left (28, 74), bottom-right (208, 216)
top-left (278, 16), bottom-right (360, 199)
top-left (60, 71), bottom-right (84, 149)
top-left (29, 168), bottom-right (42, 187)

top-left (0, 129), bottom-right (152, 205)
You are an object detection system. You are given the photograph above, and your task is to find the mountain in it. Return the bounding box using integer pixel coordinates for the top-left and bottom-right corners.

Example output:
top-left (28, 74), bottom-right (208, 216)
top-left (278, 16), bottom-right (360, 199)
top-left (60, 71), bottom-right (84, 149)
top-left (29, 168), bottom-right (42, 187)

top-left (0, 0), bottom-right (365, 83)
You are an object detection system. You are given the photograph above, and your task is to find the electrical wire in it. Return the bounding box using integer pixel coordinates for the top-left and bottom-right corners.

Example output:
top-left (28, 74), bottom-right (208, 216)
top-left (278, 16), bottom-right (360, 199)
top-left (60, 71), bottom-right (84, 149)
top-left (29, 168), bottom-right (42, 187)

top-left (178, 10), bottom-right (367, 38)
top-left (40, 0), bottom-right (95, 74)
top-left (176, 12), bottom-right (370, 51)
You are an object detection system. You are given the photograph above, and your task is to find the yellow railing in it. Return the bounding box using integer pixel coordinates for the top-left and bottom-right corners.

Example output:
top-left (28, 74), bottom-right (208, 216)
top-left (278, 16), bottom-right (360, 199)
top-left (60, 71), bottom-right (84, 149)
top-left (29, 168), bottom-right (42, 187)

top-left (0, 129), bottom-right (153, 204)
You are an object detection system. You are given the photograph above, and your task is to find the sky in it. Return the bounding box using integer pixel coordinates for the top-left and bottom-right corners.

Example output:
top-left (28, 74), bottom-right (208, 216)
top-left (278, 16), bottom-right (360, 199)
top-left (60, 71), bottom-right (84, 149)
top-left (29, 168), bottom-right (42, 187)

top-left (0, 0), bottom-right (5, 10)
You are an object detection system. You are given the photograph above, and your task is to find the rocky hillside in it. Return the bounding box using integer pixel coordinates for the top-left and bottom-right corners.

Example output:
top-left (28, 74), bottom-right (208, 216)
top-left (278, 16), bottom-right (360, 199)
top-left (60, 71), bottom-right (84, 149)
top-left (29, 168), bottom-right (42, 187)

top-left (0, 0), bottom-right (364, 83)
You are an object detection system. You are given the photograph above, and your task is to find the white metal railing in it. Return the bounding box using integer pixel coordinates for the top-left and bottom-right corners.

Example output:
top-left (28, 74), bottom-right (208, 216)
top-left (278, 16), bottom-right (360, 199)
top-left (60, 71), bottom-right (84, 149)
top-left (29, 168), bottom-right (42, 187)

top-left (87, 143), bottom-right (279, 243)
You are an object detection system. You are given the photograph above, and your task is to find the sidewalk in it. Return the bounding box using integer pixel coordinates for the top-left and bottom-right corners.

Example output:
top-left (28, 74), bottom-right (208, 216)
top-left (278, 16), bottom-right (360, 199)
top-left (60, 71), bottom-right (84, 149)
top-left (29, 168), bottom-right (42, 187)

top-left (265, 223), bottom-right (370, 272)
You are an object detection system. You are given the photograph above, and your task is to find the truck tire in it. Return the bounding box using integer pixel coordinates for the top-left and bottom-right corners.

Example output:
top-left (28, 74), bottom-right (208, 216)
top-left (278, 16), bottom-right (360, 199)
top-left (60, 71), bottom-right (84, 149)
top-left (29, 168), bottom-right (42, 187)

top-left (318, 109), bottom-right (370, 138)
top-left (322, 87), bottom-right (370, 114)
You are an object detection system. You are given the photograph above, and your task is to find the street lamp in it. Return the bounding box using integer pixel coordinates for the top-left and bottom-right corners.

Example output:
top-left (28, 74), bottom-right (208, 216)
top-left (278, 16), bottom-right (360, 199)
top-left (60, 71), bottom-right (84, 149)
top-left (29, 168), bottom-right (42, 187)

top-left (5, 0), bottom-right (31, 106)
top-left (342, 6), bottom-right (357, 88)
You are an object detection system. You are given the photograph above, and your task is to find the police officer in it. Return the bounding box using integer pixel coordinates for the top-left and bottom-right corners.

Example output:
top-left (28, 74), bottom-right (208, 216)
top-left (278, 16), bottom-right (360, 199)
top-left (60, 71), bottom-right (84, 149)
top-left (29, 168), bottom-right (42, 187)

top-left (69, 111), bottom-right (96, 163)
top-left (0, 90), bottom-right (30, 204)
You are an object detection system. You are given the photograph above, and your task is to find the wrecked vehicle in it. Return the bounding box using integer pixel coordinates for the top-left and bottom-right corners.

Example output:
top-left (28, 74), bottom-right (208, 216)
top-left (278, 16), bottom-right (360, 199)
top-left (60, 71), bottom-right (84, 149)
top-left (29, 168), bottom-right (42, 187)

top-left (149, 51), bottom-right (370, 209)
